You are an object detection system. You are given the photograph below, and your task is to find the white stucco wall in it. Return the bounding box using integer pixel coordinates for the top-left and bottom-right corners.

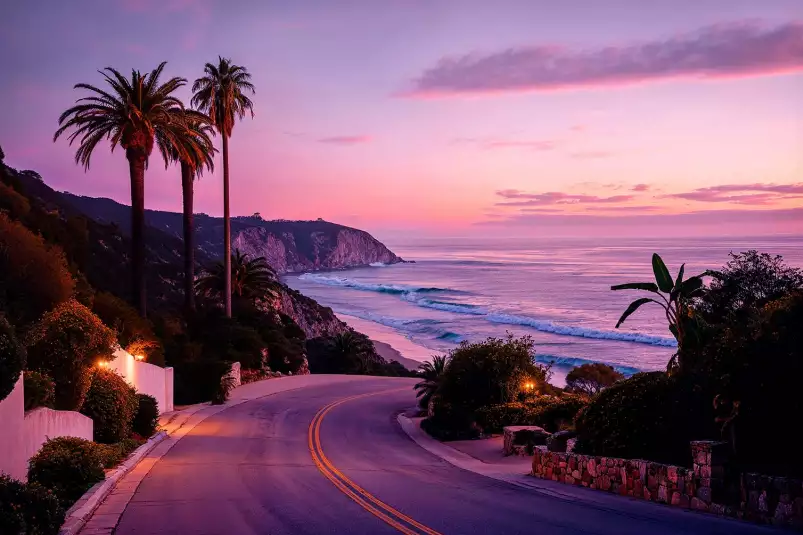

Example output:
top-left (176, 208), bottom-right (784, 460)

top-left (0, 377), bottom-right (27, 480)
top-left (107, 348), bottom-right (174, 415)
top-left (23, 408), bottom-right (93, 464)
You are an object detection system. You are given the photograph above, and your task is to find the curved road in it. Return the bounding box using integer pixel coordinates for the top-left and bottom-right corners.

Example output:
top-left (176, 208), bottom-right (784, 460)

top-left (116, 377), bottom-right (774, 535)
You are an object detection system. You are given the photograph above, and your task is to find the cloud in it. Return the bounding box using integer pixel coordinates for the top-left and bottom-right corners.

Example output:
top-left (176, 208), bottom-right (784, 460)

top-left (317, 135), bottom-right (372, 145)
top-left (631, 184), bottom-right (651, 192)
top-left (496, 189), bottom-right (634, 207)
top-left (452, 137), bottom-right (557, 151)
top-left (569, 150), bottom-right (613, 160)
top-left (477, 208), bottom-right (803, 233)
top-left (667, 183), bottom-right (803, 205)
top-left (405, 21), bottom-right (803, 97)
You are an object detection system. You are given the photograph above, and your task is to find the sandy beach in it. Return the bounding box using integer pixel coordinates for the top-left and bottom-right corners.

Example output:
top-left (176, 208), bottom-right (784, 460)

top-left (337, 313), bottom-right (432, 371)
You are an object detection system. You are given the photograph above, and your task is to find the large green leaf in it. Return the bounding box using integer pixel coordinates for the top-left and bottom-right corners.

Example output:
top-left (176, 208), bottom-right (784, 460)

top-left (674, 263), bottom-right (685, 289)
top-left (615, 298), bottom-right (657, 328)
top-left (610, 282), bottom-right (659, 292)
top-left (652, 253), bottom-right (674, 293)
top-left (679, 276), bottom-right (704, 298)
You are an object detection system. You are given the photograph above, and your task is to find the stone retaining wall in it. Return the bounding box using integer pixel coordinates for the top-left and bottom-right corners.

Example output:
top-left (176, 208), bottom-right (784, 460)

top-left (531, 441), bottom-right (802, 528)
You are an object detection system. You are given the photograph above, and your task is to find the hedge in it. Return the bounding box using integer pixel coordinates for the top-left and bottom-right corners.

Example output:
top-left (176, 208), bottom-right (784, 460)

top-left (80, 369), bottom-right (139, 444)
top-left (27, 437), bottom-right (105, 507)
top-left (0, 475), bottom-right (64, 535)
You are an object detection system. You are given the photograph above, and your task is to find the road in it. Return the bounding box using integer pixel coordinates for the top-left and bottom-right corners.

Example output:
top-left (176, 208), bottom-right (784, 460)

top-left (115, 376), bottom-right (774, 535)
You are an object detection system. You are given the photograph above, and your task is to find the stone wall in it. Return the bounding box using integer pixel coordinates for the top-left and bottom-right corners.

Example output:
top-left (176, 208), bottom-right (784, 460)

top-left (531, 440), bottom-right (802, 528)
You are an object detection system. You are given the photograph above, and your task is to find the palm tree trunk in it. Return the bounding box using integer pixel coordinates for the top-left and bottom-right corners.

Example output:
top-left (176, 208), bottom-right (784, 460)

top-left (222, 133), bottom-right (232, 318)
top-left (127, 152), bottom-right (147, 317)
top-left (181, 161), bottom-right (195, 312)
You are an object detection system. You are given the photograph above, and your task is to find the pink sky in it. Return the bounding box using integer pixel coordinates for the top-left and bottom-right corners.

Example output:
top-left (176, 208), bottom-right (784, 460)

top-left (1, 1), bottom-right (802, 238)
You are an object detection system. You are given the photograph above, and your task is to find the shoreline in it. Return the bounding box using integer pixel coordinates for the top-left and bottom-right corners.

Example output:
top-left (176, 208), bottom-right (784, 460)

top-left (336, 313), bottom-right (431, 371)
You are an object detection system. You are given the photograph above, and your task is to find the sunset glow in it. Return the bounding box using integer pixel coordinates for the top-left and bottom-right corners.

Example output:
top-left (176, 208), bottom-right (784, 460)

top-left (1, 1), bottom-right (801, 237)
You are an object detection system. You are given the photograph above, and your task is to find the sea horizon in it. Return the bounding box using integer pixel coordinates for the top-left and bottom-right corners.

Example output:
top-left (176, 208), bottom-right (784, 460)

top-left (285, 234), bottom-right (803, 386)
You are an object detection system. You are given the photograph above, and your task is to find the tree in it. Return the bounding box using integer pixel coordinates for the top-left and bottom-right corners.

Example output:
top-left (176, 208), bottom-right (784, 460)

top-left (564, 363), bottom-right (624, 396)
top-left (26, 299), bottom-right (116, 410)
top-left (0, 315), bottom-right (25, 402)
top-left (0, 213), bottom-right (75, 326)
top-left (699, 250), bottom-right (803, 325)
top-left (611, 253), bottom-right (705, 374)
top-left (195, 251), bottom-right (277, 304)
top-left (167, 109), bottom-right (216, 313)
top-left (192, 57), bottom-right (255, 318)
top-left (414, 355), bottom-right (448, 410)
top-left (54, 62), bottom-right (192, 317)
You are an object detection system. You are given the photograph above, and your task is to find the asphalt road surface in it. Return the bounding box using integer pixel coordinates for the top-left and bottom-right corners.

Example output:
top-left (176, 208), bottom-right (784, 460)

top-left (115, 376), bottom-right (775, 535)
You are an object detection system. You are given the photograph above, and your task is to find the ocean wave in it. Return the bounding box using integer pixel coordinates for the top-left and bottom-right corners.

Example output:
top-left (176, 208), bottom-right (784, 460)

top-left (337, 309), bottom-right (465, 344)
top-left (535, 354), bottom-right (642, 375)
top-left (400, 293), bottom-right (486, 315)
top-left (369, 262), bottom-right (389, 267)
top-left (486, 313), bottom-right (677, 347)
top-left (299, 273), bottom-right (450, 294)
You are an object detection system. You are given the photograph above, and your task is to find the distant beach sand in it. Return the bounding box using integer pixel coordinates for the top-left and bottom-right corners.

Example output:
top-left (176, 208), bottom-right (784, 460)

top-left (337, 313), bottom-right (431, 371)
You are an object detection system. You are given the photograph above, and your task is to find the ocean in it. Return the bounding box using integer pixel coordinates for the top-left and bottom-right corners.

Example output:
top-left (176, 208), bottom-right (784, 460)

top-left (284, 236), bottom-right (803, 386)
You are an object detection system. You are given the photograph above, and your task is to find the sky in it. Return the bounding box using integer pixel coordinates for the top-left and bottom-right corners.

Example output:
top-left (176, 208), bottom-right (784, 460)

top-left (1, 0), bottom-right (802, 239)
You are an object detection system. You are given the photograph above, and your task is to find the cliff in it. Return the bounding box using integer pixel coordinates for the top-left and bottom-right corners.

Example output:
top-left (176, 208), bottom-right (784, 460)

top-left (60, 194), bottom-right (403, 273)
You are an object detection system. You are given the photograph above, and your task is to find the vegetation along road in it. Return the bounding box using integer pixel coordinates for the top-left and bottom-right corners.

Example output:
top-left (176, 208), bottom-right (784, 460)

top-left (113, 376), bottom-right (774, 535)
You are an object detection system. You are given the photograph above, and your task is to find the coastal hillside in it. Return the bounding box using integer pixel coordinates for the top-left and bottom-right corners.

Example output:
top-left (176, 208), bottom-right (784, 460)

top-left (60, 193), bottom-right (403, 273)
top-left (6, 169), bottom-right (352, 340)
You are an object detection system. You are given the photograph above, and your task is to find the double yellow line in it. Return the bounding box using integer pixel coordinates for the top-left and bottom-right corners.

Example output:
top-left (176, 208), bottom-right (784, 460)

top-left (308, 390), bottom-right (444, 535)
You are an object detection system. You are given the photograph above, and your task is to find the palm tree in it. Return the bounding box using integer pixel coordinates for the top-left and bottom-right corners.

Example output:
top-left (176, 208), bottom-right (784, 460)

top-left (54, 62), bottom-right (191, 316)
top-left (195, 250), bottom-right (277, 302)
top-left (414, 355), bottom-right (449, 410)
top-left (191, 57), bottom-right (255, 318)
top-left (330, 331), bottom-right (372, 374)
top-left (168, 108), bottom-right (216, 312)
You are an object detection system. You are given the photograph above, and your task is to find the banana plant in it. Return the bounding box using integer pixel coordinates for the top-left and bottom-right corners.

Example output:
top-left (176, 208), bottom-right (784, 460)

top-left (611, 253), bottom-right (705, 373)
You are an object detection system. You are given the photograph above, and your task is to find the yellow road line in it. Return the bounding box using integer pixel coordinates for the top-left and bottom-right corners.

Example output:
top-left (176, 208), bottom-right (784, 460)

top-left (308, 389), bottom-right (445, 535)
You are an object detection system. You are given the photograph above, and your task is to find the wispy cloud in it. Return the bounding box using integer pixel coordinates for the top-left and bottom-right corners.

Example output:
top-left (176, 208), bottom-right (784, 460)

top-left (405, 21), bottom-right (803, 97)
top-left (318, 135), bottom-right (372, 145)
top-left (452, 137), bottom-right (557, 151)
top-left (667, 183), bottom-right (803, 205)
top-left (496, 189), bottom-right (634, 207)
top-left (569, 150), bottom-right (613, 160)
top-left (631, 184), bottom-right (651, 192)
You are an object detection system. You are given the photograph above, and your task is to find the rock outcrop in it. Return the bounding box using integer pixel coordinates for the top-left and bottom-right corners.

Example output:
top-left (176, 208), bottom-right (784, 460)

top-left (60, 193), bottom-right (404, 274)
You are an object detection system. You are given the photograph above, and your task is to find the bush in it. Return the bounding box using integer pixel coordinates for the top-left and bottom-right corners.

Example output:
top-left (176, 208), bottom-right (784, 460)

top-left (430, 335), bottom-right (548, 433)
top-left (26, 299), bottom-right (116, 410)
top-left (131, 394), bottom-right (159, 438)
top-left (574, 372), bottom-right (714, 466)
top-left (27, 437), bottom-right (105, 507)
top-left (565, 363), bottom-right (624, 396)
top-left (212, 374), bottom-right (236, 405)
top-left (0, 214), bottom-right (75, 327)
top-left (0, 475), bottom-right (64, 535)
top-left (0, 315), bottom-right (25, 402)
top-left (475, 395), bottom-right (589, 434)
top-left (95, 438), bottom-right (143, 469)
top-left (92, 292), bottom-right (164, 366)
top-left (23, 371), bottom-right (55, 411)
top-left (80, 369), bottom-right (139, 443)
top-left (174, 360), bottom-right (233, 405)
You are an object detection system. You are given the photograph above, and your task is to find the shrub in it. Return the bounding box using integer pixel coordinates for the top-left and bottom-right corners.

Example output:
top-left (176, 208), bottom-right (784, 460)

top-left (564, 363), bottom-right (624, 396)
top-left (212, 374), bottom-right (237, 405)
top-left (95, 438), bottom-right (143, 469)
top-left (80, 369), bottom-right (139, 444)
top-left (92, 292), bottom-right (164, 366)
top-left (131, 394), bottom-right (159, 438)
top-left (574, 372), bottom-right (713, 466)
top-left (0, 315), bottom-right (25, 402)
top-left (27, 437), bottom-right (105, 507)
top-left (0, 475), bottom-right (64, 535)
top-left (475, 395), bottom-right (589, 434)
top-left (431, 335), bottom-right (548, 432)
top-left (23, 371), bottom-right (55, 411)
top-left (26, 299), bottom-right (116, 410)
top-left (0, 214), bottom-right (75, 327)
